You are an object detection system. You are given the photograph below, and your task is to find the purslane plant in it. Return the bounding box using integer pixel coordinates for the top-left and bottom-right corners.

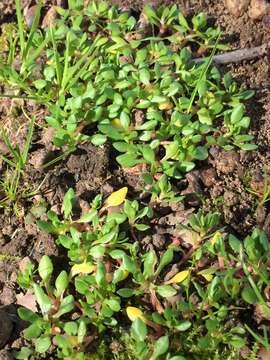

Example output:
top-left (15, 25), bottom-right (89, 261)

top-left (15, 188), bottom-right (270, 359)
top-left (0, 1), bottom-right (256, 181)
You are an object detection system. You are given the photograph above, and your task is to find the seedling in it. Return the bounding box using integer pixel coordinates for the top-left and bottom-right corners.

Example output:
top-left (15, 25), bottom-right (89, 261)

top-left (141, 173), bottom-right (183, 203)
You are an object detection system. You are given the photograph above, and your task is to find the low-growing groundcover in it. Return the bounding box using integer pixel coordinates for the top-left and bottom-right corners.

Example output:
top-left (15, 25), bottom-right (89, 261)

top-left (15, 189), bottom-right (270, 359)
top-left (0, 0), bottom-right (256, 181)
top-left (0, 0), bottom-right (269, 359)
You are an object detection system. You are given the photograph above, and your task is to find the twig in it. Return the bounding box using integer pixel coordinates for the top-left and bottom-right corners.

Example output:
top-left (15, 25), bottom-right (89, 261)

top-left (194, 42), bottom-right (270, 65)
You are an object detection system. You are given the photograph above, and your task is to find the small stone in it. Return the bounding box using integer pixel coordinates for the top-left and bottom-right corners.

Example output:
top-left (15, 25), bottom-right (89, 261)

top-left (41, 6), bottom-right (57, 29)
top-left (248, 0), bottom-right (270, 20)
top-left (24, 5), bottom-right (38, 29)
top-left (225, 0), bottom-right (250, 17)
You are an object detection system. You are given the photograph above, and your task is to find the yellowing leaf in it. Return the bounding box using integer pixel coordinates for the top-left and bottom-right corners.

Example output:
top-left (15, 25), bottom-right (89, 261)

top-left (106, 187), bottom-right (128, 207)
top-left (200, 273), bottom-right (213, 282)
top-left (126, 306), bottom-right (145, 322)
top-left (165, 270), bottom-right (190, 285)
top-left (198, 268), bottom-right (217, 282)
top-left (70, 263), bottom-right (95, 278)
top-left (111, 118), bottom-right (122, 128)
top-left (67, 336), bottom-right (78, 346)
top-left (211, 231), bottom-right (222, 246)
top-left (158, 101), bottom-right (173, 111)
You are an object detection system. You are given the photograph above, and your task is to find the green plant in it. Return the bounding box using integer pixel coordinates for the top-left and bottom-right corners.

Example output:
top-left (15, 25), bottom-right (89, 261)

top-left (141, 173), bottom-right (184, 204)
top-left (1, 1), bottom-right (264, 359)
top-left (0, 1), bottom-right (256, 179)
top-left (15, 187), bottom-right (270, 359)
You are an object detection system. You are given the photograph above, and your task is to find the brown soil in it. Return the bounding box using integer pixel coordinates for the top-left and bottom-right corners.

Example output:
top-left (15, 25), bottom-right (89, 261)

top-left (1, 0), bottom-right (270, 355)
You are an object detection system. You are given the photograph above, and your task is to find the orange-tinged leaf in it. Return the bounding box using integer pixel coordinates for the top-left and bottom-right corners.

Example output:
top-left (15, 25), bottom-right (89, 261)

top-left (106, 187), bottom-right (128, 207)
top-left (165, 270), bottom-right (190, 284)
top-left (126, 306), bottom-right (145, 322)
top-left (70, 263), bottom-right (95, 278)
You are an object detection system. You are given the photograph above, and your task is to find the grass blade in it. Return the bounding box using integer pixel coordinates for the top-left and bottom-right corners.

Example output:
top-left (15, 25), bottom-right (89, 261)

top-left (50, 28), bottom-right (62, 88)
top-left (23, 1), bottom-right (42, 63)
top-left (15, 0), bottom-right (25, 55)
top-left (187, 31), bottom-right (221, 114)
top-left (22, 115), bottom-right (35, 167)
top-left (1, 131), bottom-right (22, 167)
top-left (60, 31), bottom-right (71, 94)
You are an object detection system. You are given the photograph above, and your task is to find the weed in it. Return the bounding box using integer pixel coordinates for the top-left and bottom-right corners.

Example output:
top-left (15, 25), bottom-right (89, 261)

top-left (0, 1), bottom-right (256, 180)
top-left (0, 1), bottom-right (264, 358)
top-left (15, 188), bottom-right (270, 359)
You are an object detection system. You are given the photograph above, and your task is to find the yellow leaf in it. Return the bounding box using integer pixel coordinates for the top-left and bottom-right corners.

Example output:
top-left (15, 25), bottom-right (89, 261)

top-left (106, 187), bottom-right (128, 208)
top-left (158, 101), bottom-right (173, 111)
top-left (200, 273), bottom-right (213, 282)
top-left (211, 231), bottom-right (222, 246)
top-left (70, 263), bottom-right (95, 278)
top-left (165, 270), bottom-right (190, 284)
top-left (198, 268), bottom-right (217, 282)
top-left (126, 306), bottom-right (145, 322)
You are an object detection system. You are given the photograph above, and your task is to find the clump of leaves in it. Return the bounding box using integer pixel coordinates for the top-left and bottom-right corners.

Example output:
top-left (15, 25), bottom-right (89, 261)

top-left (0, 0), bottom-right (256, 181)
top-left (15, 188), bottom-right (270, 359)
